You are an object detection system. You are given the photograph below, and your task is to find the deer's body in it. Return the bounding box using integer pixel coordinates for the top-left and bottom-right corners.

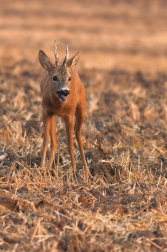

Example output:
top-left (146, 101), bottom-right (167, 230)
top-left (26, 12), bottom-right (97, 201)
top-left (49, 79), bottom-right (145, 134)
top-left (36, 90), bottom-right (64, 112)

top-left (38, 42), bottom-right (91, 181)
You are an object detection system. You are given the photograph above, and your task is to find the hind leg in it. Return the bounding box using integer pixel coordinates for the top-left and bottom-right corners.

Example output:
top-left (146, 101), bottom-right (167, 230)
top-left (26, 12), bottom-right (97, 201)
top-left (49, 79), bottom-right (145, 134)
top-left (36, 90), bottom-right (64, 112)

top-left (64, 115), bottom-right (76, 173)
top-left (75, 104), bottom-right (91, 182)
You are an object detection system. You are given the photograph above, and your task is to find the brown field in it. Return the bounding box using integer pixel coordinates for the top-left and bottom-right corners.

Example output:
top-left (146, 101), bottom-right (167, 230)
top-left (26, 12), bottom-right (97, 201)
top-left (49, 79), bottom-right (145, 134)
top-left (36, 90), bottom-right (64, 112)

top-left (1, 0), bottom-right (167, 251)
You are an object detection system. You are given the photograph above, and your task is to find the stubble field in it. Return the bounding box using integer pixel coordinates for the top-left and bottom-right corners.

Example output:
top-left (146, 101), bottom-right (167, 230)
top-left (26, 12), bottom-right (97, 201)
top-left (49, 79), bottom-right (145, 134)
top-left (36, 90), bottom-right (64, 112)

top-left (1, 0), bottom-right (167, 251)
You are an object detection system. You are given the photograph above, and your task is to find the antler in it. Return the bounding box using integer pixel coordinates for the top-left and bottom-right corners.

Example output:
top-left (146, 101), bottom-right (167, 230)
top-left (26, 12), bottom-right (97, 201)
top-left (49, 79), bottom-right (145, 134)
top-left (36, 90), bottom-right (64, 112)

top-left (63, 43), bottom-right (69, 66)
top-left (54, 41), bottom-right (59, 66)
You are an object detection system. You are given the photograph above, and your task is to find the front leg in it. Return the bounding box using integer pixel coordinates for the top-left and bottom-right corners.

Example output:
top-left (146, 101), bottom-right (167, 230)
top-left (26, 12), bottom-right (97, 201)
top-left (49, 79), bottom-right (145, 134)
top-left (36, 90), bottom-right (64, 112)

top-left (64, 115), bottom-right (76, 172)
top-left (40, 111), bottom-right (51, 170)
top-left (48, 115), bottom-right (57, 169)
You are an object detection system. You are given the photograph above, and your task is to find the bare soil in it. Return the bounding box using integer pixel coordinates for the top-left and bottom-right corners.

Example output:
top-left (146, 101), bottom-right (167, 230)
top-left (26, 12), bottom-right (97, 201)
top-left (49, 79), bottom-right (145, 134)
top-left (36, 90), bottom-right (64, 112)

top-left (1, 0), bottom-right (167, 251)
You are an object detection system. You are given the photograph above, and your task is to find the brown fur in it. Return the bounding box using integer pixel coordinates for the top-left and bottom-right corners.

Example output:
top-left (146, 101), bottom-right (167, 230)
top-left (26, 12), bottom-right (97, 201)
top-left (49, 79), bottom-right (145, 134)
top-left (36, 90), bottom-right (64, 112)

top-left (38, 45), bottom-right (91, 181)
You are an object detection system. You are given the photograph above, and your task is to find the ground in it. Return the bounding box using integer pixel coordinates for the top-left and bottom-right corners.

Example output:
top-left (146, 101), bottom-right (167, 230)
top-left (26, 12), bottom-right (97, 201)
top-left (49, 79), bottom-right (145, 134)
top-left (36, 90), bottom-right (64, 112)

top-left (0, 0), bottom-right (167, 251)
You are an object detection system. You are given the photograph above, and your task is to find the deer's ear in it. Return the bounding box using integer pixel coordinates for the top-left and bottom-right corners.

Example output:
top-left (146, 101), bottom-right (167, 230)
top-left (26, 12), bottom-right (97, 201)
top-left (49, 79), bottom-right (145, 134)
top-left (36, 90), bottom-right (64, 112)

top-left (38, 50), bottom-right (53, 71)
top-left (67, 51), bottom-right (80, 68)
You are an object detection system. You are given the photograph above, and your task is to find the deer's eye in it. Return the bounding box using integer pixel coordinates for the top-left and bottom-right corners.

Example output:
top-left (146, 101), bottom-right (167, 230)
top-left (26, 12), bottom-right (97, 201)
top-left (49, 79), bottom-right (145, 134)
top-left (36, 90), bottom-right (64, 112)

top-left (69, 77), bottom-right (72, 82)
top-left (53, 76), bottom-right (58, 81)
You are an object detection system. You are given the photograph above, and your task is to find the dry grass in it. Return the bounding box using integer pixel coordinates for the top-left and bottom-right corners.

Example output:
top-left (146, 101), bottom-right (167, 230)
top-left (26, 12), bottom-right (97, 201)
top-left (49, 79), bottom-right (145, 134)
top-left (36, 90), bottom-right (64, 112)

top-left (1, 67), bottom-right (167, 252)
top-left (1, 0), bottom-right (167, 251)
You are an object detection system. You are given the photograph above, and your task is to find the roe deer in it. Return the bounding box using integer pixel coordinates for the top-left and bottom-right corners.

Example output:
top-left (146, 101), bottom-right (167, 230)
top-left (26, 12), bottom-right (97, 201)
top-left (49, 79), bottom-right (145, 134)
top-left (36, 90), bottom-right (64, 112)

top-left (38, 41), bottom-right (91, 181)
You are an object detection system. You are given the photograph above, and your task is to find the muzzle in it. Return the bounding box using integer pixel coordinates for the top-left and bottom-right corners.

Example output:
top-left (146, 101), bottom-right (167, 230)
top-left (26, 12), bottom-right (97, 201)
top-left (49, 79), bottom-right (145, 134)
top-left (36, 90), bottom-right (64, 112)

top-left (57, 89), bottom-right (70, 102)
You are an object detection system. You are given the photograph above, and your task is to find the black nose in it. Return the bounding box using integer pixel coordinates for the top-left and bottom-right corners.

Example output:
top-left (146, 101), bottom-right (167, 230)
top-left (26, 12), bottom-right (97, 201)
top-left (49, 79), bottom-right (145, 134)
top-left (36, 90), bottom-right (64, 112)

top-left (57, 89), bottom-right (70, 96)
top-left (63, 89), bottom-right (70, 96)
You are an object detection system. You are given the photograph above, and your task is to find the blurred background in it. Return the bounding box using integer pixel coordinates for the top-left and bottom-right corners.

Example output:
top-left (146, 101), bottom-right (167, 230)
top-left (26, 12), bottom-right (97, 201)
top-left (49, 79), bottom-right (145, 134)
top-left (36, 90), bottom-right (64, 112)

top-left (1, 0), bottom-right (167, 72)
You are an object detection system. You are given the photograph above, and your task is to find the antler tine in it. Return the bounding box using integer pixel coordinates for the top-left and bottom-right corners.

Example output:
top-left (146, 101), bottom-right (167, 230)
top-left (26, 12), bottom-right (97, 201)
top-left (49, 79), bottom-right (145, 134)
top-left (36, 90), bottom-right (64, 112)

top-left (65, 43), bottom-right (69, 60)
top-left (54, 40), bottom-right (59, 65)
top-left (63, 43), bottom-right (69, 66)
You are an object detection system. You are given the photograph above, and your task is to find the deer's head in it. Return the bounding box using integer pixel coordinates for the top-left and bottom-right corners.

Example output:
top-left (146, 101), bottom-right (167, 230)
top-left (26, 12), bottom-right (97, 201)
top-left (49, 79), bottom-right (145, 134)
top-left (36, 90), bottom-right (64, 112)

top-left (38, 41), bottom-right (79, 102)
